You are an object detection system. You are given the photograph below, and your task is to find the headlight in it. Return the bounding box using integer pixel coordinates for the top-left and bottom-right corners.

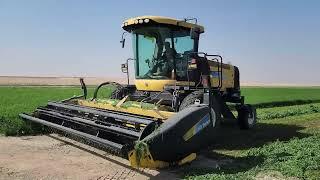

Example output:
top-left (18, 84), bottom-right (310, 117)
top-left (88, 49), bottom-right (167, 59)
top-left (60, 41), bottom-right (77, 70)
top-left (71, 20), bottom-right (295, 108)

top-left (144, 19), bottom-right (150, 23)
top-left (138, 19), bottom-right (144, 24)
top-left (134, 20), bottom-right (139, 24)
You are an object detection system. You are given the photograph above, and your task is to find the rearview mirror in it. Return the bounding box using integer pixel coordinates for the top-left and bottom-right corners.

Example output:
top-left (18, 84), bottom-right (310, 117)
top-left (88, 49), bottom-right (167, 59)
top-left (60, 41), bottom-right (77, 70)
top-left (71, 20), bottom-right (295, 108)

top-left (190, 27), bottom-right (200, 39)
top-left (120, 38), bottom-right (126, 48)
top-left (121, 63), bottom-right (128, 73)
top-left (120, 32), bottom-right (127, 48)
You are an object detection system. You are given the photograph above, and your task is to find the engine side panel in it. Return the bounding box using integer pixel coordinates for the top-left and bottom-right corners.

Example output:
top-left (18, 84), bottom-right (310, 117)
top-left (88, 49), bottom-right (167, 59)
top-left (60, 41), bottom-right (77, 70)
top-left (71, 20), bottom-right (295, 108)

top-left (135, 79), bottom-right (176, 91)
top-left (208, 61), bottom-right (237, 91)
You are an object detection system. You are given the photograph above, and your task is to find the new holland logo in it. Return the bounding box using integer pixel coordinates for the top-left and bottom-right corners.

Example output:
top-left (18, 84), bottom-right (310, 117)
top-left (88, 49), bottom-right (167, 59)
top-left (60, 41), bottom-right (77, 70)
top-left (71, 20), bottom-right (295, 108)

top-left (211, 71), bottom-right (226, 80)
top-left (183, 114), bottom-right (211, 141)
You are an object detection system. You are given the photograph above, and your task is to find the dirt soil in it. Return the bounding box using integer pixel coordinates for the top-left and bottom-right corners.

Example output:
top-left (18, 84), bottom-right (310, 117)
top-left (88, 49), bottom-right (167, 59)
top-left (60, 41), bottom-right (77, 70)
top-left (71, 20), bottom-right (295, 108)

top-left (0, 76), bottom-right (127, 86)
top-left (0, 134), bottom-right (219, 180)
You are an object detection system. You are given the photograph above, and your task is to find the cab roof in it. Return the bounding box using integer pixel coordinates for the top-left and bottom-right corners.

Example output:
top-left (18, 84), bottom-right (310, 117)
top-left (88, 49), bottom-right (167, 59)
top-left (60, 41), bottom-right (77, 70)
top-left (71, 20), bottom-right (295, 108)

top-left (122, 16), bottom-right (204, 33)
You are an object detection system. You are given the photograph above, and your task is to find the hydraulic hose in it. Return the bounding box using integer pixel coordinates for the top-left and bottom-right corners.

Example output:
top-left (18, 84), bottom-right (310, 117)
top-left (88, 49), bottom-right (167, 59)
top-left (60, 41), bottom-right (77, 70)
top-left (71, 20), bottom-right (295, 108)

top-left (92, 82), bottom-right (122, 100)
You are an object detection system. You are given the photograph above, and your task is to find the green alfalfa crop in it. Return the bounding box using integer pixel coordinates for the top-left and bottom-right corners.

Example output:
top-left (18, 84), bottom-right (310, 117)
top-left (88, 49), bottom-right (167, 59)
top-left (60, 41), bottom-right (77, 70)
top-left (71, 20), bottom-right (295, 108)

top-left (258, 104), bottom-right (320, 120)
top-left (134, 140), bottom-right (149, 167)
top-left (133, 122), bottom-right (161, 167)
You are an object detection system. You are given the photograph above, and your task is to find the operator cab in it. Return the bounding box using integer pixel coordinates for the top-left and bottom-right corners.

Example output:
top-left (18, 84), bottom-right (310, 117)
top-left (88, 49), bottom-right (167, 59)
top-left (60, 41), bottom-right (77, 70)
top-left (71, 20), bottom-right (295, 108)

top-left (122, 16), bottom-right (204, 81)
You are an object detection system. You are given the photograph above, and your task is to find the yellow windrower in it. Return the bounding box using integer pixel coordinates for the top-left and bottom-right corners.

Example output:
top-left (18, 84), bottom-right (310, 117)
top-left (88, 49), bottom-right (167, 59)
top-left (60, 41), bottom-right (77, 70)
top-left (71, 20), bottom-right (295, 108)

top-left (20, 15), bottom-right (257, 169)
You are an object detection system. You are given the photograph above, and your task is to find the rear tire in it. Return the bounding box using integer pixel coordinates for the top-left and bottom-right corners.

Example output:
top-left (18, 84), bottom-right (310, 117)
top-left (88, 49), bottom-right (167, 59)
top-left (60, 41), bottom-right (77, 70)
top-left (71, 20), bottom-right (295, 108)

top-left (237, 104), bottom-right (257, 129)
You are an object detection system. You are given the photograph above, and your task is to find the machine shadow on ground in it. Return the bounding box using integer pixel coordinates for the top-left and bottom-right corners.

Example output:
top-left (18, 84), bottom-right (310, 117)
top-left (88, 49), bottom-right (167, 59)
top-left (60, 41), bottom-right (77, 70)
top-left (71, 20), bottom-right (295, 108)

top-left (213, 121), bottom-right (309, 150)
top-left (175, 121), bottom-right (311, 177)
top-left (176, 153), bottom-right (265, 178)
top-left (47, 134), bottom-right (157, 179)
top-left (45, 118), bottom-right (310, 179)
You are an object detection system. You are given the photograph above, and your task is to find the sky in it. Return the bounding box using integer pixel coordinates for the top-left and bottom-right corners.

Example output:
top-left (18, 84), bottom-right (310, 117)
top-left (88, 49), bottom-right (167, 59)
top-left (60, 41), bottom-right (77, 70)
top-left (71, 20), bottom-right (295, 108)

top-left (0, 0), bottom-right (320, 85)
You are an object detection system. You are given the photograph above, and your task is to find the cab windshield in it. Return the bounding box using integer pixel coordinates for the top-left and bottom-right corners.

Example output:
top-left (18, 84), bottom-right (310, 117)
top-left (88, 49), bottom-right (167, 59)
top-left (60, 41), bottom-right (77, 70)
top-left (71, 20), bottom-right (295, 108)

top-left (132, 26), bottom-right (194, 79)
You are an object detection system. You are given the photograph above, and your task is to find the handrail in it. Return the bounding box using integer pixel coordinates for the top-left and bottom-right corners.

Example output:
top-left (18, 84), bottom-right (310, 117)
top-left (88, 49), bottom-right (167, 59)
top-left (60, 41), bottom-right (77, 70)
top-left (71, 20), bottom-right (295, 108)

top-left (205, 54), bottom-right (223, 90)
top-left (184, 52), bottom-right (223, 90)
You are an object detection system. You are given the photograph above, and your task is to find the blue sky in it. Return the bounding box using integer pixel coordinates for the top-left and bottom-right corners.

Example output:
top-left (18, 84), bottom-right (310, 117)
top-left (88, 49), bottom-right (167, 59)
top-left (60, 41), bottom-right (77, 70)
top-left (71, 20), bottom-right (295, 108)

top-left (1, 0), bottom-right (319, 84)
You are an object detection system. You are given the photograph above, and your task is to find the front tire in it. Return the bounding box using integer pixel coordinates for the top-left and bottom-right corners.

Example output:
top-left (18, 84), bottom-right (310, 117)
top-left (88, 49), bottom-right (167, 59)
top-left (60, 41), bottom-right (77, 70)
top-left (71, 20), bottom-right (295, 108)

top-left (179, 91), bottom-right (221, 128)
top-left (237, 104), bottom-right (257, 129)
top-left (179, 90), bottom-right (204, 111)
top-left (110, 85), bottom-right (127, 99)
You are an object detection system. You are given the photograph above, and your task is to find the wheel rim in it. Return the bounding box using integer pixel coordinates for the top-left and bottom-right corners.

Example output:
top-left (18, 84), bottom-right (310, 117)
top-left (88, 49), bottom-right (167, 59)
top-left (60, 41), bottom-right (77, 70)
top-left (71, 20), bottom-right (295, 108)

top-left (210, 108), bottom-right (217, 127)
top-left (247, 111), bottom-right (255, 125)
